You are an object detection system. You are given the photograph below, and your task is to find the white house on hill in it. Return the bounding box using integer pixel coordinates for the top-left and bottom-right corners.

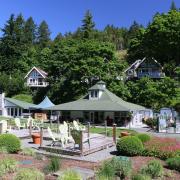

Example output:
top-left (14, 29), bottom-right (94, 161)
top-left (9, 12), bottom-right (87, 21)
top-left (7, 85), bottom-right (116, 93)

top-left (125, 57), bottom-right (165, 80)
top-left (24, 67), bottom-right (49, 87)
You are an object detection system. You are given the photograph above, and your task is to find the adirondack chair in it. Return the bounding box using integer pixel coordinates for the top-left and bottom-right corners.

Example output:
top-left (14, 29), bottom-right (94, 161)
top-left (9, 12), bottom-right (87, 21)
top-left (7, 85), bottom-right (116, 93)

top-left (47, 127), bottom-right (65, 147)
top-left (73, 120), bottom-right (86, 131)
top-left (14, 118), bottom-right (25, 130)
top-left (71, 129), bottom-right (90, 149)
top-left (26, 118), bottom-right (40, 131)
top-left (59, 124), bottom-right (73, 144)
top-left (0, 120), bottom-right (11, 134)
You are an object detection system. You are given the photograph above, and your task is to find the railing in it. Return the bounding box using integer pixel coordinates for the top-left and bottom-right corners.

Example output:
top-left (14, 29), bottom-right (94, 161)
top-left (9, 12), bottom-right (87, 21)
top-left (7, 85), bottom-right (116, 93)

top-left (137, 72), bottom-right (165, 78)
top-left (26, 82), bottom-right (49, 87)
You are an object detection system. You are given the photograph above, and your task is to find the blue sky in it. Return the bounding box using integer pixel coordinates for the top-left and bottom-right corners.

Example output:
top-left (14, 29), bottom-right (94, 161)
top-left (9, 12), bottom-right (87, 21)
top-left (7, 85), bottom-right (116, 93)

top-left (0, 0), bottom-right (179, 39)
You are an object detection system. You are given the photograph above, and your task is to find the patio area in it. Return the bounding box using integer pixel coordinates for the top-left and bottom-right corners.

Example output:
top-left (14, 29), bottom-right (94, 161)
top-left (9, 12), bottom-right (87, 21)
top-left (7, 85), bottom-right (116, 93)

top-left (11, 129), bottom-right (115, 156)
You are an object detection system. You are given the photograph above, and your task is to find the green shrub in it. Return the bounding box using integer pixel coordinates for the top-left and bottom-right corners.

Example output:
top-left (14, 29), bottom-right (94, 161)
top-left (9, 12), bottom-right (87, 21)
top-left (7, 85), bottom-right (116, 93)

top-left (136, 134), bottom-right (151, 143)
top-left (21, 148), bottom-right (36, 156)
top-left (97, 160), bottom-right (116, 179)
top-left (15, 168), bottom-right (44, 180)
top-left (58, 170), bottom-right (82, 180)
top-left (110, 157), bottom-right (132, 179)
top-left (166, 157), bottom-right (180, 172)
top-left (0, 134), bottom-right (21, 153)
top-left (143, 118), bottom-right (158, 130)
top-left (132, 173), bottom-right (151, 180)
top-left (140, 160), bottom-right (163, 178)
top-left (0, 146), bottom-right (8, 154)
top-left (117, 136), bottom-right (144, 156)
top-left (44, 157), bottom-right (61, 174)
top-left (0, 158), bottom-right (18, 177)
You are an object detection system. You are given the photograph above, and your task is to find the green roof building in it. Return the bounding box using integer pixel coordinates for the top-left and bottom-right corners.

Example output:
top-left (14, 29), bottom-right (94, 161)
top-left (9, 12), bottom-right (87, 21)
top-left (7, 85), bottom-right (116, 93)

top-left (0, 94), bottom-right (36, 117)
top-left (48, 81), bottom-right (153, 127)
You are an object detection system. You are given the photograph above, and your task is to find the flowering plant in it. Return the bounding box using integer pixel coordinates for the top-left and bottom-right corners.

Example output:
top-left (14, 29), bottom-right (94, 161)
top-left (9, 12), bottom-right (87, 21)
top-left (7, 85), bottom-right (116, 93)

top-left (143, 137), bottom-right (180, 159)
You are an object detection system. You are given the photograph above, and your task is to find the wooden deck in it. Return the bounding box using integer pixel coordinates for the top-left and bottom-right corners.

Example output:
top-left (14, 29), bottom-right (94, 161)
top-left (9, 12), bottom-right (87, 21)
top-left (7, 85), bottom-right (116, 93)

top-left (10, 129), bottom-right (115, 156)
top-left (40, 133), bottom-right (114, 156)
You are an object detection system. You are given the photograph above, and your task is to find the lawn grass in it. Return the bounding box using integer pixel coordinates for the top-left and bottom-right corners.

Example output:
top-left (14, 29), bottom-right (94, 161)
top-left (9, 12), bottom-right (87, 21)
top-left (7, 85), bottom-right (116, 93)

top-left (90, 126), bottom-right (138, 137)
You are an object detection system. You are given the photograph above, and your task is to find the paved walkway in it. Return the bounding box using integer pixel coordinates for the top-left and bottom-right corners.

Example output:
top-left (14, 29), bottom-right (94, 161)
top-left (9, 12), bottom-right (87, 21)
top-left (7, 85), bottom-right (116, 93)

top-left (130, 127), bottom-right (180, 140)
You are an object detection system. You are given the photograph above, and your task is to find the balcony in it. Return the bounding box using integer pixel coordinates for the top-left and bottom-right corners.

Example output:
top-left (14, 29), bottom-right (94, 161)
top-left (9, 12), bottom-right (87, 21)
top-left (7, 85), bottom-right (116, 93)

top-left (26, 82), bottom-right (49, 87)
top-left (137, 72), bottom-right (165, 79)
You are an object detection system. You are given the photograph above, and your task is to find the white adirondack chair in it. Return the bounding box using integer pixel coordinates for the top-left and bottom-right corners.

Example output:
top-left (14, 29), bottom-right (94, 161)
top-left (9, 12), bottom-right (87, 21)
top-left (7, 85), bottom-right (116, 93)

top-left (0, 120), bottom-right (11, 134)
top-left (14, 118), bottom-right (25, 130)
top-left (73, 120), bottom-right (86, 131)
top-left (47, 127), bottom-right (65, 147)
top-left (59, 124), bottom-right (73, 144)
top-left (26, 118), bottom-right (40, 131)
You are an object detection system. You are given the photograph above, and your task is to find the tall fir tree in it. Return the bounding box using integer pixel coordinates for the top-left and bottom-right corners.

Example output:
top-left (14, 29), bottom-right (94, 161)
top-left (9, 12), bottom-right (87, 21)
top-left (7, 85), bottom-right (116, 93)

top-left (54, 33), bottom-right (63, 42)
top-left (37, 20), bottom-right (51, 48)
top-left (14, 14), bottom-right (25, 43)
top-left (24, 17), bottom-right (37, 44)
top-left (170, 1), bottom-right (177, 10)
top-left (81, 10), bottom-right (95, 39)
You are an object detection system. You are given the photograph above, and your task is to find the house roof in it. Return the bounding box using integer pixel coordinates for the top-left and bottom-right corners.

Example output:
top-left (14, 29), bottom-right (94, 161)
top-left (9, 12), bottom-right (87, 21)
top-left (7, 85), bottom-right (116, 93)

top-left (24, 66), bottom-right (48, 79)
top-left (5, 98), bottom-right (36, 109)
top-left (47, 82), bottom-right (145, 112)
top-left (88, 81), bottom-right (106, 91)
top-left (32, 96), bottom-right (54, 109)
top-left (125, 57), bottom-right (162, 73)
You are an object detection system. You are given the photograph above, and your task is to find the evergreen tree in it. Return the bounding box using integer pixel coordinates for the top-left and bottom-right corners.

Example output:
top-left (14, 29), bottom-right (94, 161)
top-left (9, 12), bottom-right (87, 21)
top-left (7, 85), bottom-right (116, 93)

top-left (24, 17), bottom-right (37, 44)
top-left (14, 14), bottom-right (25, 45)
top-left (54, 33), bottom-right (63, 42)
top-left (81, 10), bottom-right (95, 39)
top-left (170, 1), bottom-right (177, 10)
top-left (0, 14), bottom-right (16, 57)
top-left (128, 21), bottom-right (143, 40)
top-left (37, 20), bottom-right (51, 48)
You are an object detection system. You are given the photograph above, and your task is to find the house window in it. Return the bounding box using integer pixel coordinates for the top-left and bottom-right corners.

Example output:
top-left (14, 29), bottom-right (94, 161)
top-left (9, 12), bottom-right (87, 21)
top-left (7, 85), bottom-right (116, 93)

top-left (15, 108), bottom-right (17, 116)
top-left (7, 108), bottom-right (10, 116)
top-left (114, 111), bottom-right (128, 126)
top-left (91, 91), bottom-right (94, 98)
top-left (83, 111), bottom-right (89, 121)
top-left (95, 91), bottom-right (98, 98)
top-left (90, 90), bottom-right (98, 98)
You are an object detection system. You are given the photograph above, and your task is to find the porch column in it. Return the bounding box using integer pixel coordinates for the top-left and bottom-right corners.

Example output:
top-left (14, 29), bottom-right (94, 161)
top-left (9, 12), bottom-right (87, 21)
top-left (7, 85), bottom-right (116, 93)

top-left (13, 108), bottom-right (15, 117)
top-left (17, 108), bottom-right (19, 117)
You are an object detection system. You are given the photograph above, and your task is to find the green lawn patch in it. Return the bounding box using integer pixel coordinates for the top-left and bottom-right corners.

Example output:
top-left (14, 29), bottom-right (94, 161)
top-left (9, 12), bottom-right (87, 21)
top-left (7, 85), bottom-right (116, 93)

top-left (90, 127), bottom-right (138, 137)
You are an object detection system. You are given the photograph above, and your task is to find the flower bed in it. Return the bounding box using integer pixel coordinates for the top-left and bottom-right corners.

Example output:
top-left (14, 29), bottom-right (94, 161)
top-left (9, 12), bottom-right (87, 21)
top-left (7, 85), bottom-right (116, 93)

top-left (143, 137), bottom-right (180, 160)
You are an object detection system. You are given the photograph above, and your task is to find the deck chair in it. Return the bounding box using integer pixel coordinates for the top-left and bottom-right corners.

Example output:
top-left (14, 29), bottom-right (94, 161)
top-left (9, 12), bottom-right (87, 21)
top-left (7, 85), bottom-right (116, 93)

top-left (71, 129), bottom-right (90, 149)
top-left (14, 118), bottom-right (25, 130)
top-left (26, 118), bottom-right (40, 131)
top-left (73, 120), bottom-right (86, 131)
top-left (59, 124), bottom-right (73, 144)
top-left (47, 127), bottom-right (65, 147)
top-left (0, 120), bottom-right (11, 134)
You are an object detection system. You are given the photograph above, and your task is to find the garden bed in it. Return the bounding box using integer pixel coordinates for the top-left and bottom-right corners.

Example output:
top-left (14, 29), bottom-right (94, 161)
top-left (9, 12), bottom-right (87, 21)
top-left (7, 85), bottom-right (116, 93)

top-left (0, 153), bottom-right (98, 180)
top-left (0, 153), bottom-right (179, 180)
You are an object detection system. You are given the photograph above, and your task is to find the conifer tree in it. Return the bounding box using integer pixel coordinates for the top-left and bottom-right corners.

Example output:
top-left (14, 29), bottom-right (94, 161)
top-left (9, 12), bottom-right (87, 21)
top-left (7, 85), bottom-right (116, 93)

top-left (170, 1), bottom-right (177, 10)
top-left (14, 14), bottom-right (25, 44)
top-left (37, 20), bottom-right (51, 48)
top-left (81, 10), bottom-right (95, 39)
top-left (24, 17), bottom-right (37, 44)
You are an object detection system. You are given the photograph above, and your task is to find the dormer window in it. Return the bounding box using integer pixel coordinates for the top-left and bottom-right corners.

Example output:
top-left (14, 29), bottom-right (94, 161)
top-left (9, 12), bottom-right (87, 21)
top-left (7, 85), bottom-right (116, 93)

top-left (90, 90), bottom-right (99, 99)
top-left (88, 81), bottom-right (106, 100)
